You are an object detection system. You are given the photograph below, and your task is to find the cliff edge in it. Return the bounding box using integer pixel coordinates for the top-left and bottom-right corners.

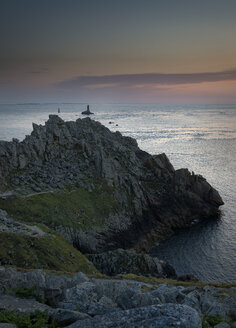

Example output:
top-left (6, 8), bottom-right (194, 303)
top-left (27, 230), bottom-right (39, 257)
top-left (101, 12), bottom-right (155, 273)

top-left (0, 115), bottom-right (223, 253)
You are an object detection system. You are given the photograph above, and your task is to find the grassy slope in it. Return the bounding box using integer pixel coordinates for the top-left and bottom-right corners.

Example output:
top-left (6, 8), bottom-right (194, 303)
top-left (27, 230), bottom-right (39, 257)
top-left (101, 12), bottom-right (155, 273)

top-left (0, 185), bottom-right (118, 230)
top-left (0, 231), bottom-right (97, 274)
top-left (0, 184), bottom-right (120, 273)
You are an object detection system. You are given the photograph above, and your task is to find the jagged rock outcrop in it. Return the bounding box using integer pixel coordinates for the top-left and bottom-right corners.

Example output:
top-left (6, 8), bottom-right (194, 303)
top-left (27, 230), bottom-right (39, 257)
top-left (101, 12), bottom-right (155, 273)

top-left (0, 267), bottom-right (236, 327)
top-left (0, 115), bottom-right (223, 253)
top-left (87, 249), bottom-right (177, 278)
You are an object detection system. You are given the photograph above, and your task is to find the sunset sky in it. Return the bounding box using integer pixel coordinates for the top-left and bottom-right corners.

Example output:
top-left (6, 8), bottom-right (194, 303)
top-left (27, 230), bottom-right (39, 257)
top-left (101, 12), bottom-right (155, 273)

top-left (1, 0), bottom-right (236, 103)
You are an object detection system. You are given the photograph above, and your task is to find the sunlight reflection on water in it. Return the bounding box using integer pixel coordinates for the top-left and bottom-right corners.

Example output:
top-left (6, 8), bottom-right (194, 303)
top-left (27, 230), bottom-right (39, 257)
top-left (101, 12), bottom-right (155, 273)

top-left (0, 103), bottom-right (235, 282)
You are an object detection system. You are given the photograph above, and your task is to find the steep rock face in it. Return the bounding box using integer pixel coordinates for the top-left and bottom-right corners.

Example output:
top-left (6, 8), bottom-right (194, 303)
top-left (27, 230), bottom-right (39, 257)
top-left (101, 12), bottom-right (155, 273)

top-left (0, 115), bottom-right (223, 253)
top-left (87, 249), bottom-right (177, 278)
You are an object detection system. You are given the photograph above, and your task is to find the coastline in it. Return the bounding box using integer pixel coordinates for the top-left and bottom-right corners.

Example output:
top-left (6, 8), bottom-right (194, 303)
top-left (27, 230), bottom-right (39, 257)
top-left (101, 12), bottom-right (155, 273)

top-left (0, 114), bottom-right (235, 327)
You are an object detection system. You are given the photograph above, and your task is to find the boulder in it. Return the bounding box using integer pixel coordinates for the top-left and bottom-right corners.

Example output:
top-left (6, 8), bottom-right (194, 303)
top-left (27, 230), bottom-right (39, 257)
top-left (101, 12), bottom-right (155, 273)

top-left (0, 295), bottom-right (53, 315)
top-left (65, 304), bottom-right (201, 328)
top-left (0, 268), bottom-right (235, 327)
top-left (214, 323), bottom-right (231, 328)
top-left (53, 308), bottom-right (89, 326)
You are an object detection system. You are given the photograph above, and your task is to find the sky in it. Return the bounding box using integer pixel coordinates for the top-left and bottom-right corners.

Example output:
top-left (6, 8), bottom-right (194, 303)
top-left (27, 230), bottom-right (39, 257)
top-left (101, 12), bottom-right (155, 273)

top-left (0, 0), bottom-right (236, 103)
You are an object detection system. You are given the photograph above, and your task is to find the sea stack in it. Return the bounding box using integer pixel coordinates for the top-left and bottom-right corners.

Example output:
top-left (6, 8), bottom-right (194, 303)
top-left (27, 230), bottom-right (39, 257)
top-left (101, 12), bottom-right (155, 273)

top-left (82, 105), bottom-right (94, 115)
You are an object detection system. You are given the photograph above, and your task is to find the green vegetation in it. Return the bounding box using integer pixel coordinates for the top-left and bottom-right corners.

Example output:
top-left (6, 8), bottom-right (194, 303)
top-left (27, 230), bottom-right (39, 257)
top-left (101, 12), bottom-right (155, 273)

top-left (141, 284), bottom-right (156, 293)
top-left (202, 313), bottom-right (227, 327)
top-left (0, 185), bottom-right (118, 230)
top-left (0, 310), bottom-right (57, 328)
top-left (116, 273), bottom-right (236, 289)
top-left (13, 285), bottom-right (37, 298)
top-left (218, 288), bottom-right (236, 296)
top-left (0, 232), bottom-right (97, 274)
top-left (8, 286), bottom-right (44, 303)
top-left (202, 318), bottom-right (209, 328)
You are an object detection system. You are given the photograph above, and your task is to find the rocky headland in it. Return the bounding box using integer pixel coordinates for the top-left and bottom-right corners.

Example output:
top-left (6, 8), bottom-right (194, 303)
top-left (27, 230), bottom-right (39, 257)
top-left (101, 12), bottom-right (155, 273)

top-left (0, 115), bottom-right (223, 255)
top-left (0, 115), bottom-right (231, 328)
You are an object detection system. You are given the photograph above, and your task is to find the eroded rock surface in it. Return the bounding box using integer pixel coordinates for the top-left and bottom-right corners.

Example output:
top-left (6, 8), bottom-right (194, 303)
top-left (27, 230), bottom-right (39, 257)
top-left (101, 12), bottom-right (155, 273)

top-left (87, 248), bottom-right (176, 278)
top-left (66, 304), bottom-right (201, 328)
top-left (0, 115), bottom-right (224, 253)
top-left (0, 267), bottom-right (235, 328)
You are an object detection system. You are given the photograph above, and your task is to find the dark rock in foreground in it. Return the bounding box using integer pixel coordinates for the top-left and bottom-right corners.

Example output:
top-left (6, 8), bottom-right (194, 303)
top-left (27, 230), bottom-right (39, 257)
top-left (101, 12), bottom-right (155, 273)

top-left (0, 267), bottom-right (236, 328)
top-left (66, 303), bottom-right (201, 328)
top-left (87, 248), bottom-right (177, 279)
top-left (0, 115), bottom-right (224, 253)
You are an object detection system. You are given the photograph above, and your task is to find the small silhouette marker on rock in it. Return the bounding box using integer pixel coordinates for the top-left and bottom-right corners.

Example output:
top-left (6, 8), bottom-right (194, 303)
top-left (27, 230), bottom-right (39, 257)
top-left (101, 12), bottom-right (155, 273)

top-left (82, 105), bottom-right (94, 115)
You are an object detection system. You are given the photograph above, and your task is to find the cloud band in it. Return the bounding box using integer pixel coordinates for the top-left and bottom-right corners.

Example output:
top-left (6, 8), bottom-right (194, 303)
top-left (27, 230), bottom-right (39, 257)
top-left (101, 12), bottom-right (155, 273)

top-left (56, 69), bottom-right (236, 89)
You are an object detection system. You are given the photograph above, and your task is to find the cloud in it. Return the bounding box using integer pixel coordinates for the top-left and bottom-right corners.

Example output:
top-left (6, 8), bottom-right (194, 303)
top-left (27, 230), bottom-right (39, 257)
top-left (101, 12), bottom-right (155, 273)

top-left (85, 83), bottom-right (120, 89)
top-left (56, 69), bottom-right (236, 89)
top-left (28, 67), bottom-right (49, 74)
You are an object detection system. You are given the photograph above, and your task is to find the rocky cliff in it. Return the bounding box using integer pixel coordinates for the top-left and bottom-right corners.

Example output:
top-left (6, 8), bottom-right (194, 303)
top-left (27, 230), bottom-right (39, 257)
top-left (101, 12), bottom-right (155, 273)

top-left (87, 249), bottom-right (177, 279)
top-left (0, 115), bottom-right (223, 253)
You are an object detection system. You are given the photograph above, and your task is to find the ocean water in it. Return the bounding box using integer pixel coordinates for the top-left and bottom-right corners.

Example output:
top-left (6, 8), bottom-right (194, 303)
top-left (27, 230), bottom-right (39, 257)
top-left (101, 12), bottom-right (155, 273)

top-left (0, 103), bottom-right (235, 283)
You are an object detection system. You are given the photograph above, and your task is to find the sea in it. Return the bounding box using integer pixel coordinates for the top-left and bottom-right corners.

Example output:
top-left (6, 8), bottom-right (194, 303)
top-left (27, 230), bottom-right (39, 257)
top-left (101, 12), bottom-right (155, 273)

top-left (0, 102), bottom-right (235, 283)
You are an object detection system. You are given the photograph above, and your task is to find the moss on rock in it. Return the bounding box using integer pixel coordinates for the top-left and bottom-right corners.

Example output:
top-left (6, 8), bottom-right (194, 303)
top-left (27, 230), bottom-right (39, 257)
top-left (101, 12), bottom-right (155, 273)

top-left (0, 231), bottom-right (97, 274)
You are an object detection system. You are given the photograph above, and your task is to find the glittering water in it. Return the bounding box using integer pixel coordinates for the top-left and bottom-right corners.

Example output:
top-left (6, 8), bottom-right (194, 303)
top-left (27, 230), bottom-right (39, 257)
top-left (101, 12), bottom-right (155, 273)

top-left (0, 103), bottom-right (235, 282)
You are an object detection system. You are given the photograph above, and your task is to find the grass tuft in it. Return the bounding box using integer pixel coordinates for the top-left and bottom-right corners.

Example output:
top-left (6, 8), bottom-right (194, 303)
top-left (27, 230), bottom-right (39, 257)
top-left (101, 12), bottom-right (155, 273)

top-left (115, 273), bottom-right (236, 288)
top-left (202, 313), bottom-right (227, 327)
top-left (0, 310), bottom-right (58, 328)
